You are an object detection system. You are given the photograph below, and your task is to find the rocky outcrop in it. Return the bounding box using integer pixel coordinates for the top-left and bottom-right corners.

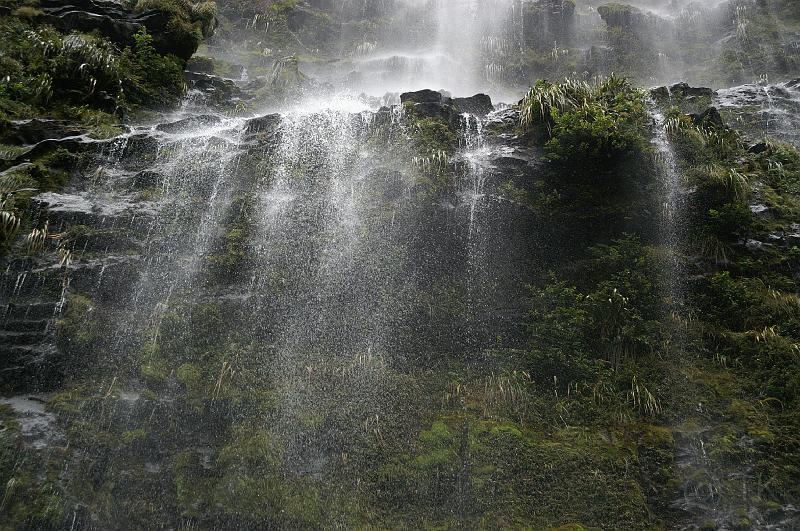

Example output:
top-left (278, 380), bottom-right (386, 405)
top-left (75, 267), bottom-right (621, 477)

top-left (401, 90), bottom-right (495, 122)
top-left (714, 80), bottom-right (800, 147)
top-left (689, 107), bottom-right (724, 129)
top-left (185, 72), bottom-right (248, 106)
top-left (650, 83), bottom-right (716, 113)
top-left (452, 94), bottom-right (494, 117)
top-left (597, 3), bottom-right (651, 30)
top-left (1, 120), bottom-right (83, 146)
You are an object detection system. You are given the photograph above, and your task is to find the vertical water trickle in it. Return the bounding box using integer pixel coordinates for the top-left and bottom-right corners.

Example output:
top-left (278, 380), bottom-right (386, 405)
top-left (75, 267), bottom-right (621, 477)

top-left (458, 113), bottom-right (488, 237)
top-left (455, 111), bottom-right (494, 351)
top-left (649, 103), bottom-right (711, 528)
top-left (248, 100), bottom-right (410, 475)
top-left (650, 105), bottom-right (686, 311)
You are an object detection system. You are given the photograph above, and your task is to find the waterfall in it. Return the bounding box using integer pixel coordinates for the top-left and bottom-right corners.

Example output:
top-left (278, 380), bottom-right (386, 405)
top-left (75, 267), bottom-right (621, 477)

top-left (332, 0), bottom-right (518, 98)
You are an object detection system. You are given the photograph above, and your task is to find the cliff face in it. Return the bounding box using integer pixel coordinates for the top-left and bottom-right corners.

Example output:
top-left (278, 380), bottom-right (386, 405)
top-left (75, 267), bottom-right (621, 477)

top-left (1, 1), bottom-right (800, 530)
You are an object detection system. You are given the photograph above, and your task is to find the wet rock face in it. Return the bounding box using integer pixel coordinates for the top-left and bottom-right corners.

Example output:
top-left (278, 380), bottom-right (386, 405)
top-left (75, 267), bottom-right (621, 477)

top-left (597, 3), bottom-right (651, 30)
top-left (155, 115), bottom-right (223, 134)
top-left (185, 72), bottom-right (248, 105)
top-left (452, 95), bottom-right (494, 117)
top-left (690, 107), bottom-right (724, 129)
top-left (715, 80), bottom-right (800, 147)
top-left (523, 0), bottom-right (576, 51)
top-left (400, 89), bottom-right (445, 105)
top-left (1, 120), bottom-right (83, 146)
top-left (667, 83), bottom-right (715, 100)
top-left (650, 83), bottom-right (716, 107)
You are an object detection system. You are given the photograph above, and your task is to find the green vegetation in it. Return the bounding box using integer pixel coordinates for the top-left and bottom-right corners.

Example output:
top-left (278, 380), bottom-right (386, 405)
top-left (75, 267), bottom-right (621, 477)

top-left (119, 28), bottom-right (186, 107)
top-left (133, 0), bottom-right (216, 58)
top-left (0, 0), bottom-right (212, 123)
top-left (520, 76), bottom-right (648, 172)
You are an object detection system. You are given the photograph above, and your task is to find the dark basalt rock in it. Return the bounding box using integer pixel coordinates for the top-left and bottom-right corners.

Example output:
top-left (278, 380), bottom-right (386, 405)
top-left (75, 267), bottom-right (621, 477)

top-left (117, 133), bottom-right (161, 167)
top-left (186, 56), bottom-right (216, 75)
top-left (401, 90), bottom-right (494, 121)
top-left (244, 113), bottom-right (282, 136)
top-left (412, 101), bottom-right (456, 122)
top-left (597, 3), bottom-right (648, 29)
top-left (155, 115), bottom-right (222, 134)
top-left (243, 113), bottom-right (282, 144)
top-left (690, 107), bottom-right (724, 129)
top-left (0, 343), bottom-right (63, 392)
top-left (4, 136), bottom-right (105, 171)
top-left (185, 72), bottom-right (246, 101)
top-left (453, 94), bottom-right (493, 117)
top-left (131, 170), bottom-right (163, 189)
top-left (748, 142), bottom-right (769, 155)
top-left (669, 83), bottom-right (715, 100)
top-left (400, 89), bottom-right (446, 104)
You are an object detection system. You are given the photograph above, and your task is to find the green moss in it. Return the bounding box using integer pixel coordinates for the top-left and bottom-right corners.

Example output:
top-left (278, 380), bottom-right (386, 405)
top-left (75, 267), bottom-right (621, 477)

top-left (11, 5), bottom-right (42, 18)
top-left (139, 351), bottom-right (170, 384)
top-left (0, 429), bottom-right (66, 530)
top-left (121, 428), bottom-right (148, 445)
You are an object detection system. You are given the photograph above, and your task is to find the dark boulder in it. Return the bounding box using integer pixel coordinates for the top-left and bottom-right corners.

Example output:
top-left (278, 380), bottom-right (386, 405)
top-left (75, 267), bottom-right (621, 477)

top-left (400, 89), bottom-right (445, 104)
top-left (187, 56), bottom-right (216, 74)
top-left (245, 114), bottom-right (282, 135)
top-left (185, 72), bottom-right (247, 102)
top-left (597, 3), bottom-right (647, 29)
top-left (690, 107), bottom-right (724, 129)
top-left (243, 113), bottom-right (282, 144)
top-left (411, 102), bottom-right (456, 123)
top-left (2, 119), bottom-right (83, 146)
top-left (155, 115), bottom-right (222, 134)
top-left (453, 94), bottom-right (493, 117)
top-left (400, 89), bottom-right (462, 125)
top-left (668, 82), bottom-right (715, 100)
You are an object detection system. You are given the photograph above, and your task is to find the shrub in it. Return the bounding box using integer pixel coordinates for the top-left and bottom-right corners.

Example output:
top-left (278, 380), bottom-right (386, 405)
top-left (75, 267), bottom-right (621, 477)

top-left (21, 28), bottom-right (122, 106)
top-left (134, 0), bottom-right (216, 56)
top-left (119, 28), bottom-right (186, 107)
top-left (519, 75), bottom-right (648, 171)
top-left (546, 101), bottom-right (647, 169)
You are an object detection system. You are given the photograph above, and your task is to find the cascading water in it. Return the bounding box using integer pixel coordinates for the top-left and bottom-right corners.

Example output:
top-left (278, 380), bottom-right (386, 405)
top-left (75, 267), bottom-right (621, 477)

top-left (715, 79), bottom-right (800, 147)
top-left (321, 0), bottom-right (520, 98)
